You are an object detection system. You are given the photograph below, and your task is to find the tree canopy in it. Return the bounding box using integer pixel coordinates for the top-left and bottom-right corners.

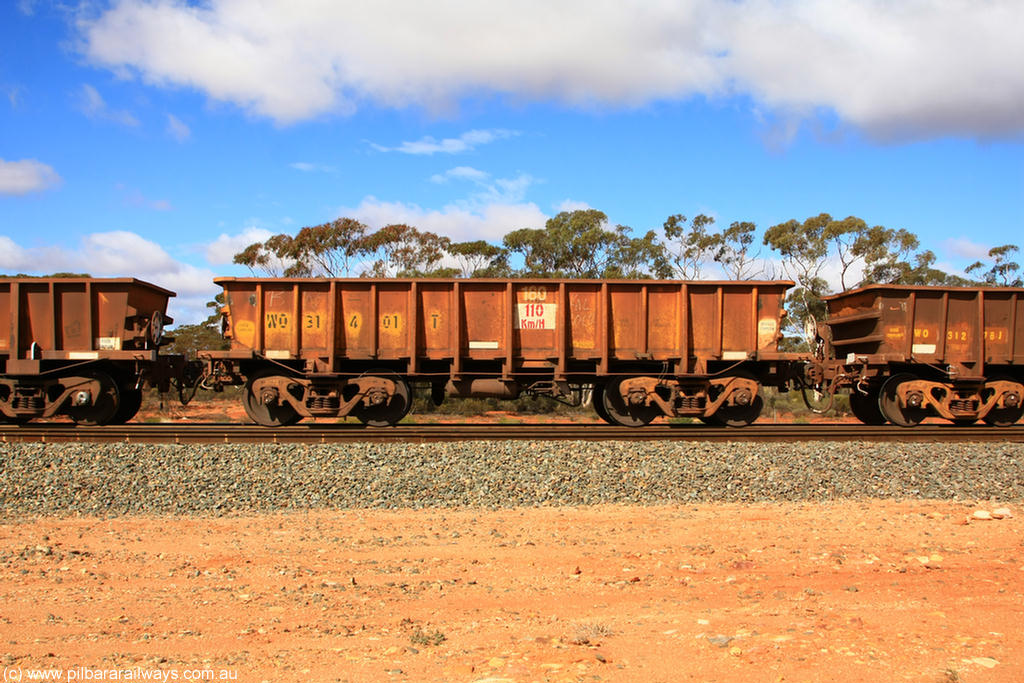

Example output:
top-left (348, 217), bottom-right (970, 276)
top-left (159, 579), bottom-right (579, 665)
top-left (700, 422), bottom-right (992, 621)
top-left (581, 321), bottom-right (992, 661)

top-left (502, 209), bottom-right (669, 279)
top-left (230, 209), bottom-right (1019, 349)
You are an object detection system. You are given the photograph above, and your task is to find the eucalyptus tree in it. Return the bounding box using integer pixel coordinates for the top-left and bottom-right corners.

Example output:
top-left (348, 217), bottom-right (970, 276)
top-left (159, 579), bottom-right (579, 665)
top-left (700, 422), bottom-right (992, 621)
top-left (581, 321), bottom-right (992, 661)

top-left (661, 213), bottom-right (720, 279)
top-left (447, 240), bottom-right (511, 278)
top-left (503, 209), bottom-right (666, 278)
top-left (966, 244), bottom-right (1023, 286)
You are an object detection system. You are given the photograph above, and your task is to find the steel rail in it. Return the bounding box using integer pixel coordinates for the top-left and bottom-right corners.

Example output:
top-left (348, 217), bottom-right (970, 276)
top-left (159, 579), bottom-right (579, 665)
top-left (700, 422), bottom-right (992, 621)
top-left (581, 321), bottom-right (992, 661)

top-left (2, 423), bottom-right (1023, 444)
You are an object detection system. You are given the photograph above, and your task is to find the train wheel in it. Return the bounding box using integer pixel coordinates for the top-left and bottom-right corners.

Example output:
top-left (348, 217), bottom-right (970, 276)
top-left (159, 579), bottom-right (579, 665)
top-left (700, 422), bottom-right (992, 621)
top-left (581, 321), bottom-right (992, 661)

top-left (68, 371), bottom-right (121, 426)
top-left (243, 373), bottom-right (303, 427)
top-left (706, 373), bottom-right (763, 427)
top-left (110, 388), bottom-right (143, 425)
top-left (354, 373), bottom-right (411, 427)
top-left (601, 377), bottom-right (661, 428)
top-left (712, 395), bottom-right (764, 427)
top-left (591, 384), bottom-right (615, 425)
top-left (982, 377), bottom-right (1024, 427)
top-left (849, 390), bottom-right (886, 425)
top-left (878, 373), bottom-right (927, 427)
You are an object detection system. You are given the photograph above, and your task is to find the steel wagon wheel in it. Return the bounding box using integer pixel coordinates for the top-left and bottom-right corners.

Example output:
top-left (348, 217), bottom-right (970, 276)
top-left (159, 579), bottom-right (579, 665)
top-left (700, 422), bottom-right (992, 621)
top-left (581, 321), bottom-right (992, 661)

top-left (590, 384), bottom-right (615, 425)
top-left (878, 373), bottom-right (928, 427)
top-left (67, 370), bottom-right (121, 426)
top-left (706, 371), bottom-right (764, 427)
top-left (243, 372), bottom-right (303, 427)
top-left (110, 387), bottom-right (144, 425)
top-left (352, 372), bottom-right (412, 427)
top-left (600, 376), bottom-right (661, 428)
top-left (849, 389), bottom-right (886, 425)
top-left (982, 377), bottom-right (1024, 427)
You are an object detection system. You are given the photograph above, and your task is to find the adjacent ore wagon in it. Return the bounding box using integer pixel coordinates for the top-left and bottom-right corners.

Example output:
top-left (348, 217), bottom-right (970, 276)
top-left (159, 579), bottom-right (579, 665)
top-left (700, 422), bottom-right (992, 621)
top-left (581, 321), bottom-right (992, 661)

top-left (202, 278), bottom-right (797, 427)
top-left (0, 277), bottom-right (182, 425)
top-left (817, 284), bottom-right (1024, 426)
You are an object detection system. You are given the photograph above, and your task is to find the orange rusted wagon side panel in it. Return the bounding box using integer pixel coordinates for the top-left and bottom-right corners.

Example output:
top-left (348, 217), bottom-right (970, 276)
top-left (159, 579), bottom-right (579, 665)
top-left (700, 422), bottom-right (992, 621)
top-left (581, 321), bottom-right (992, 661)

top-left (0, 278), bottom-right (173, 367)
top-left (824, 285), bottom-right (1024, 370)
top-left (216, 278), bottom-right (792, 375)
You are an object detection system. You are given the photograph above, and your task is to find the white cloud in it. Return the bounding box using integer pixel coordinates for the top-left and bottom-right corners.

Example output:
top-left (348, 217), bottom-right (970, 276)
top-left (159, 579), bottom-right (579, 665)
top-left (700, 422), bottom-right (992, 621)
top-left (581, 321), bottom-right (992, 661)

top-left (430, 166), bottom-right (490, 184)
top-left (554, 199), bottom-right (592, 213)
top-left (340, 195), bottom-right (546, 243)
top-left (372, 129), bottom-right (518, 155)
top-left (340, 165), bottom-right (547, 242)
top-left (77, 1), bottom-right (1024, 139)
top-left (166, 113), bottom-right (191, 141)
top-left (77, 83), bottom-right (139, 126)
top-left (289, 162), bottom-right (337, 173)
top-left (941, 237), bottom-right (992, 262)
top-left (0, 236), bottom-right (32, 268)
top-left (205, 227), bottom-right (275, 265)
top-left (0, 158), bottom-right (61, 195)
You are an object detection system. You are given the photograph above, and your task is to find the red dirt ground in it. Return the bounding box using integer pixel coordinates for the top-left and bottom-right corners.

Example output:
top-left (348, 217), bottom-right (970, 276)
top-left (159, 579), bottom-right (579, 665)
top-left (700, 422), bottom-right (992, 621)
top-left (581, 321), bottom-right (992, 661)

top-left (2, 501), bottom-right (1021, 683)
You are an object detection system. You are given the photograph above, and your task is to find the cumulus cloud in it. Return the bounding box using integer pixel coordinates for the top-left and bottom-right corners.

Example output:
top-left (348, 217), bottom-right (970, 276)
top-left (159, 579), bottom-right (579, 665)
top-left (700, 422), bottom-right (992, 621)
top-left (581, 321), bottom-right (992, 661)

top-left (340, 196), bottom-right (546, 243)
top-left (77, 83), bottom-right (139, 126)
top-left (204, 227), bottom-right (275, 264)
top-left (0, 158), bottom-right (62, 195)
top-left (77, 1), bottom-right (1024, 139)
top-left (0, 236), bottom-right (32, 268)
top-left (372, 129), bottom-right (518, 155)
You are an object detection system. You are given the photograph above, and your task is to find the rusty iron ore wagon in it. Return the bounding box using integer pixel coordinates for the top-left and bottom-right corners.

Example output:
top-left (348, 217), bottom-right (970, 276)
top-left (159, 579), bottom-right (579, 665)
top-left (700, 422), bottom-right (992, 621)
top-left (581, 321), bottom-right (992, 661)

top-left (201, 278), bottom-right (797, 427)
top-left (815, 284), bottom-right (1024, 426)
top-left (0, 277), bottom-right (184, 425)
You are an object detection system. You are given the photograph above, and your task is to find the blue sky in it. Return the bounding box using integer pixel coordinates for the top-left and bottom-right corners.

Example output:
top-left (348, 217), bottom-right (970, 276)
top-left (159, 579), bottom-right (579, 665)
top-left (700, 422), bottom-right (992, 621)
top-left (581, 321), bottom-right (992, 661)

top-left (2, 1), bottom-right (1022, 323)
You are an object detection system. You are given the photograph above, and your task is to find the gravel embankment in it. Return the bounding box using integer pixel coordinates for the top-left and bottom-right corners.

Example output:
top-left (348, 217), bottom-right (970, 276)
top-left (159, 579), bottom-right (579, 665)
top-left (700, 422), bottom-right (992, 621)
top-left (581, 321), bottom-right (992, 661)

top-left (1, 440), bottom-right (1022, 516)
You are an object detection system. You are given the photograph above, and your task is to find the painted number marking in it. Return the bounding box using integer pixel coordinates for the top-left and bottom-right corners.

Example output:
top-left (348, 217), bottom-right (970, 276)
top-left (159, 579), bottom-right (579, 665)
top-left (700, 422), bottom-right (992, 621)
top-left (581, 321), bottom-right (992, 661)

top-left (304, 314), bottom-right (322, 329)
top-left (523, 285), bottom-right (548, 301)
top-left (380, 314), bottom-right (402, 330)
top-left (516, 303), bottom-right (557, 330)
top-left (266, 313), bottom-right (290, 329)
top-left (985, 328), bottom-right (1007, 342)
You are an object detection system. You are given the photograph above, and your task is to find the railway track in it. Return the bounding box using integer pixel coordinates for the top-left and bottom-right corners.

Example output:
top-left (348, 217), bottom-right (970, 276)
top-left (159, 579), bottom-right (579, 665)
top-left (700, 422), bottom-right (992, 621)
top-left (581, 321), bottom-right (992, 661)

top-left (2, 422), bottom-right (1023, 444)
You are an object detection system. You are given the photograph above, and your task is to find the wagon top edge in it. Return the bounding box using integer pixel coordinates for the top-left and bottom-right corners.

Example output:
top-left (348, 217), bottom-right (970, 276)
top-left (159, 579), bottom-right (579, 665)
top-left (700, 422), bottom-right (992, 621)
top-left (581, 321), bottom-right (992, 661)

top-left (213, 277), bottom-right (796, 288)
top-left (0, 277), bottom-right (176, 297)
top-left (824, 283), bottom-right (1024, 300)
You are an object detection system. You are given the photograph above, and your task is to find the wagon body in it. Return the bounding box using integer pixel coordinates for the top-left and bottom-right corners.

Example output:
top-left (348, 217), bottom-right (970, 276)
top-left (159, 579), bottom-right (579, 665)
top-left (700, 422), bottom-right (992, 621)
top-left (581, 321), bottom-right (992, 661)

top-left (0, 278), bottom-right (173, 366)
top-left (822, 284), bottom-right (1024, 426)
top-left (207, 278), bottom-right (795, 426)
top-left (0, 277), bottom-right (178, 424)
top-left (212, 277), bottom-right (792, 375)
top-left (823, 285), bottom-right (1024, 377)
